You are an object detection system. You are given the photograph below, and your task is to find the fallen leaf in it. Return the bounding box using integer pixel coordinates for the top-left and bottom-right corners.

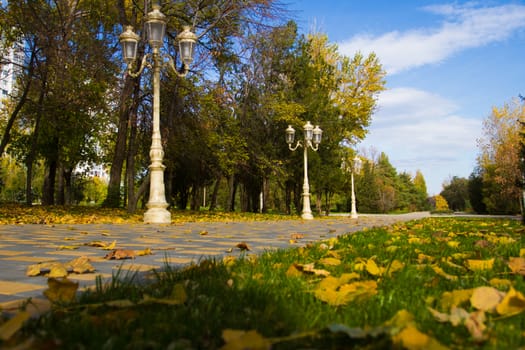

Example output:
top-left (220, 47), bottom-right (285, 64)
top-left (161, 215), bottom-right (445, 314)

top-left (235, 242), bottom-right (250, 251)
top-left (507, 257), bottom-right (525, 275)
top-left (392, 325), bottom-right (449, 350)
top-left (0, 311), bottom-right (30, 341)
top-left (496, 287), bottom-right (525, 316)
top-left (432, 265), bottom-right (458, 281)
top-left (319, 257), bottom-right (341, 266)
top-left (290, 233), bottom-right (304, 240)
top-left (57, 245), bottom-right (80, 250)
top-left (48, 264), bottom-right (69, 278)
top-left (466, 258), bottom-right (494, 271)
top-left (220, 329), bottom-right (271, 350)
top-left (292, 263), bottom-right (330, 277)
top-left (440, 289), bottom-right (473, 309)
top-left (135, 248), bottom-right (153, 256)
top-left (465, 310), bottom-right (488, 342)
top-left (67, 256), bottom-right (95, 274)
top-left (199, 230), bottom-right (208, 236)
top-left (104, 249), bottom-right (135, 260)
top-left (470, 286), bottom-right (504, 312)
top-left (102, 240), bottom-right (117, 250)
top-left (366, 259), bottom-right (383, 276)
top-left (43, 278), bottom-right (78, 304)
top-left (428, 306), bottom-right (470, 326)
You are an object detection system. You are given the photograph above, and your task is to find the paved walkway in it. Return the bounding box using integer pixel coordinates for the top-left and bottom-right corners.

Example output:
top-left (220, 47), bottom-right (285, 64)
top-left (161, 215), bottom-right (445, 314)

top-left (0, 212), bottom-right (429, 309)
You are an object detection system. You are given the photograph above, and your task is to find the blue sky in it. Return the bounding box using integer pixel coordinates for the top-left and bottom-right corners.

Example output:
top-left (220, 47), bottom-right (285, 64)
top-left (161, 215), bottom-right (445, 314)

top-left (288, 1), bottom-right (525, 195)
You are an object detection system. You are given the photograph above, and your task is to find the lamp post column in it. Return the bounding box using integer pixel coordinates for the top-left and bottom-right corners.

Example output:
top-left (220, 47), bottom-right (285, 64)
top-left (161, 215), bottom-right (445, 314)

top-left (144, 51), bottom-right (171, 224)
top-left (350, 170), bottom-right (357, 219)
top-left (302, 142), bottom-right (313, 220)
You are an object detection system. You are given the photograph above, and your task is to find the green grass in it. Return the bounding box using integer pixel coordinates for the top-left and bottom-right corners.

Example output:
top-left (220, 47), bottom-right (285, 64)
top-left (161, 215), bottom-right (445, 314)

top-left (2, 217), bottom-right (525, 349)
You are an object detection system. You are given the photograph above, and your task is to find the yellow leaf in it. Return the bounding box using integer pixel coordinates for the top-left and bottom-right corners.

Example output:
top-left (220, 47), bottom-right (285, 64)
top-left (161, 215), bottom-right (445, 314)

top-left (520, 248), bottom-right (525, 257)
top-left (285, 264), bottom-right (303, 277)
top-left (68, 256), bottom-right (95, 274)
top-left (292, 263), bottom-right (330, 277)
top-left (385, 309), bottom-right (415, 330)
top-left (387, 260), bottom-right (405, 276)
top-left (440, 289), bottom-right (473, 309)
top-left (135, 248), bottom-right (153, 256)
top-left (447, 240), bottom-right (460, 248)
top-left (496, 287), bottom-right (525, 316)
top-left (26, 264), bottom-right (43, 277)
top-left (48, 263), bottom-right (69, 278)
top-left (392, 325), bottom-right (449, 350)
top-left (386, 245), bottom-right (399, 253)
top-left (57, 245), bottom-right (80, 250)
top-left (432, 265), bottom-right (458, 281)
top-left (466, 258), bottom-right (494, 271)
top-left (102, 240), bottom-right (117, 250)
top-left (489, 278), bottom-right (513, 288)
top-left (199, 230), bottom-right (208, 235)
top-left (470, 286), bottom-right (504, 312)
top-left (223, 256), bottom-right (236, 267)
top-left (366, 259), bottom-right (382, 276)
top-left (43, 278), bottom-right (79, 304)
top-left (319, 257), bottom-right (341, 266)
top-left (507, 257), bottom-right (525, 275)
top-left (220, 329), bottom-right (271, 350)
top-left (0, 311), bottom-right (30, 341)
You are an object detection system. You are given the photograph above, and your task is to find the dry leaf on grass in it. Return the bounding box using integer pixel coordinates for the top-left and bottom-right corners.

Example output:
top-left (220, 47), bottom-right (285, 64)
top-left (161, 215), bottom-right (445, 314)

top-left (507, 257), bottom-right (525, 275)
top-left (0, 311), bottom-right (30, 341)
top-left (220, 329), bottom-right (271, 350)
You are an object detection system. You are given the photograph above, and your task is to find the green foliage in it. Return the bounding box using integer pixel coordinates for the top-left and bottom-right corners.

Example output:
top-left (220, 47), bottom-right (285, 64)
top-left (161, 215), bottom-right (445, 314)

top-left (441, 176), bottom-right (470, 212)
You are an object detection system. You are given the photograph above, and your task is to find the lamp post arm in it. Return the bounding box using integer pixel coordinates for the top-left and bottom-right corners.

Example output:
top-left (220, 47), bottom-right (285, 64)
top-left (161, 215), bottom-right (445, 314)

top-left (288, 141), bottom-right (303, 151)
top-left (164, 54), bottom-right (190, 78)
top-left (126, 54), bottom-right (151, 78)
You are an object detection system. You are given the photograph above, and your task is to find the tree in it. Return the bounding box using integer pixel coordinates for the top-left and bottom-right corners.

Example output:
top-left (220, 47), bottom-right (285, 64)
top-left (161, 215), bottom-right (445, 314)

top-left (440, 176), bottom-right (469, 212)
top-left (468, 168), bottom-right (486, 214)
top-left (477, 100), bottom-right (523, 214)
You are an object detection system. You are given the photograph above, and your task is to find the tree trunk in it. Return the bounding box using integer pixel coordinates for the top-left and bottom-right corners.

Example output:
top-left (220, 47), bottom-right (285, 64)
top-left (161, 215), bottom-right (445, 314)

top-left (228, 174), bottom-right (237, 212)
top-left (103, 75), bottom-right (137, 207)
top-left (42, 159), bottom-right (57, 205)
top-left (56, 163), bottom-right (65, 205)
top-left (126, 109), bottom-right (138, 212)
top-left (25, 73), bottom-right (47, 206)
top-left (209, 176), bottom-right (221, 211)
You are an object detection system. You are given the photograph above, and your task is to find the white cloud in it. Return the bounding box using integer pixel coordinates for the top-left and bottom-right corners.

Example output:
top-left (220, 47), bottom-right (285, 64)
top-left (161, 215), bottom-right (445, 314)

top-left (338, 3), bottom-right (525, 74)
top-left (361, 87), bottom-right (482, 194)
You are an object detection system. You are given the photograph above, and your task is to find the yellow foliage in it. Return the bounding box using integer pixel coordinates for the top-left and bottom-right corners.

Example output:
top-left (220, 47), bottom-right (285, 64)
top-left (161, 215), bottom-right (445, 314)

top-left (433, 195), bottom-right (449, 211)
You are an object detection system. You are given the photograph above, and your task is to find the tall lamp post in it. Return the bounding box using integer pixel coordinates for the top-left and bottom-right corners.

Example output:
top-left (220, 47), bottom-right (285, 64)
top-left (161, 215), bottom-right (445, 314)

top-left (119, 4), bottom-right (197, 224)
top-left (286, 122), bottom-right (322, 220)
top-left (350, 155), bottom-right (362, 219)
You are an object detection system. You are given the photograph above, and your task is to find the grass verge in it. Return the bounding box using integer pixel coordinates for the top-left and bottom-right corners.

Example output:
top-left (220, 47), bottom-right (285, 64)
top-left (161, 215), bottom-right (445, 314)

top-left (1, 216), bottom-right (525, 349)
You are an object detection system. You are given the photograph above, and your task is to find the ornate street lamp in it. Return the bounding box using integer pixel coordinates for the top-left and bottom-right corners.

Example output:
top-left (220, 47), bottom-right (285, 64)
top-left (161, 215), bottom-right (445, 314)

top-left (286, 121), bottom-right (322, 220)
top-left (119, 4), bottom-right (197, 224)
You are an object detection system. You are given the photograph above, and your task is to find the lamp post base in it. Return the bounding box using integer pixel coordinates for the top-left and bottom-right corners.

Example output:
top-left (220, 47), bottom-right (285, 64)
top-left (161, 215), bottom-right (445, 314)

top-left (301, 212), bottom-right (314, 220)
top-left (144, 206), bottom-right (171, 224)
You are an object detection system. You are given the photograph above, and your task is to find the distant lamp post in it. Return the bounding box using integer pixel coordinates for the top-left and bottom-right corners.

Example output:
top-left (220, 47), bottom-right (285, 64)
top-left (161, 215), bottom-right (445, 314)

top-left (350, 155), bottom-right (362, 219)
top-left (286, 121), bottom-right (322, 220)
top-left (119, 4), bottom-right (197, 224)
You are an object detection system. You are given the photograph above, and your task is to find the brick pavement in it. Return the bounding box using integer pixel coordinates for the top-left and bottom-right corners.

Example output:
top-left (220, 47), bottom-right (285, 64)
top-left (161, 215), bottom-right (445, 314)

top-left (0, 212), bottom-right (429, 310)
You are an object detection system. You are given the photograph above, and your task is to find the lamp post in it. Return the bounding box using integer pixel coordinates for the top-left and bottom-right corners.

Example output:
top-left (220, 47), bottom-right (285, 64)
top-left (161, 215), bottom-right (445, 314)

top-left (350, 155), bottom-right (362, 219)
top-left (286, 121), bottom-right (322, 220)
top-left (119, 4), bottom-right (197, 224)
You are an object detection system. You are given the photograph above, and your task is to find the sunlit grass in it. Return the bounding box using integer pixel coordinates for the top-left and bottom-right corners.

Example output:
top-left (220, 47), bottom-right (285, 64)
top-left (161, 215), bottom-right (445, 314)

top-left (3, 217), bottom-right (525, 349)
top-left (0, 204), bottom-right (298, 224)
